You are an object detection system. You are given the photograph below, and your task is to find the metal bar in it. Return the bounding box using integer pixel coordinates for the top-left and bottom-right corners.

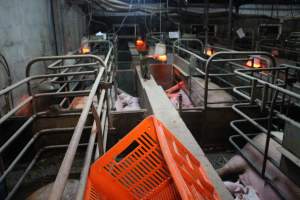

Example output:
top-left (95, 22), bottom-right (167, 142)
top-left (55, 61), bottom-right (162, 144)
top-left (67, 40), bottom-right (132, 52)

top-left (0, 96), bottom-right (33, 124)
top-left (211, 58), bottom-right (249, 62)
top-left (56, 67), bottom-right (93, 106)
top-left (261, 84), bottom-right (269, 111)
top-left (230, 121), bottom-right (279, 166)
top-left (250, 79), bottom-right (258, 104)
top-left (0, 115), bottom-right (36, 154)
top-left (76, 88), bottom-right (107, 200)
top-left (262, 90), bottom-right (278, 178)
top-left (91, 103), bottom-right (104, 155)
top-left (34, 90), bottom-right (90, 98)
top-left (51, 78), bottom-right (95, 84)
top-left (26, 55), bottom-right (106, 78)
top-left (209, 73), bottom-right (236, 76)
top-left (5, 144), bottom-right (89, 200)
top-left (207, 100), bottom-right (247, 104)
top-left (51, 68), bottom-right (70, 82)
top-left (48, 62), bottom-right (99, 70)
top-left (0, 40), bottom-right (115, 200)
top-left (48, 67), bottom-right (105, 200)
top-left (204, 51), bottom-right (276, 109)
top-left (47, 59), bottom-right (63, 69)
top-left (0, 71), bottom-right (96, 96)
top-left (235, 69), bottom-right (300, 100)
top-left (276, 113), bottom-right (300, 129)
top-left (207, 86), bottom-right (235, 91)
top-left (233, 86), bottom-right (251, 100)
top-left (278, 147), bottom-right (300, 168)
top-left (232, 103), bottom-right (268, 133)
top-left (0, 127), bottom-right (91, 183)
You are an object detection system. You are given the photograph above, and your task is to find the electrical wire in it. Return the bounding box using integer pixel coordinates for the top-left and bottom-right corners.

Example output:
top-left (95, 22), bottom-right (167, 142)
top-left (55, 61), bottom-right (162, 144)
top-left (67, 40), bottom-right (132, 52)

top-left (112, 0), bottom-right (134, 35)
top-left (83, 0), bottom-right (110, 33)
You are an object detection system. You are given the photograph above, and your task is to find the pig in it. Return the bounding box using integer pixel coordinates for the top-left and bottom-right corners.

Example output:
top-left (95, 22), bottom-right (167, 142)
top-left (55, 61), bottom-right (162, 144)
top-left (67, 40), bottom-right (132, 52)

top-left (165, 81), bottom-right (185, 94)
top-left (15, 95), bottom-right (33, 117)
top-left (167, 89), bottom-right (193, 108)
top-left (165, 82), bottom-right (194, 108)
top-left (223, 181), bottom-right (261, 200)
top-left (69, 96), bottom-right (98, 109)
top-left (115, 91), bottom-right (141, 111)
top-left (218, 134), bottom-right (300, 200)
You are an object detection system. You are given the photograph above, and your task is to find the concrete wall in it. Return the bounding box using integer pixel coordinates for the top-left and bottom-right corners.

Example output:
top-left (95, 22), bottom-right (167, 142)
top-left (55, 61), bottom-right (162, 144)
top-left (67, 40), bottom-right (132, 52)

top-left (0, 0), bottom-right (86, 104)
top-left (62, 4), bottom-right (86, 52)
top-left (53, 1), bottom-right (87, 53)
top-left (0, 0), bottom-right (55, 81)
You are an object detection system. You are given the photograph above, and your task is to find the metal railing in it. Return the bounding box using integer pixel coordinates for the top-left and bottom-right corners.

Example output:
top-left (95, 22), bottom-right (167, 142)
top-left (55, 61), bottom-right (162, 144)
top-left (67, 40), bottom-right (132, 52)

top-left (172, 41), bottom-right (276, 109)
top-left (0, 39), bottom-right (116, 199)
top-left (256, 38), bottom-right (300, 63)
top-left (203, 51), bottom-right (276, 109)
top-left (172, 38), bottom-right (204, 55)
top-left (230, 64), bottom-right (300, 199)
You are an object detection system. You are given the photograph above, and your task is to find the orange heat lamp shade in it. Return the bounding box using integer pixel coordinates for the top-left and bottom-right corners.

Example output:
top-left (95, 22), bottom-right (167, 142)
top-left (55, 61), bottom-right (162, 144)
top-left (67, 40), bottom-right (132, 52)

top-left (205, 48), bottom-right (214, 56)
top-left (150, 54), bottom-right (167, 62)
top-left (246, 60), bottom-right (253, 67)
top-left (81, 47), bottom-right (91, 54)
top-left (135, 39), bottom-right (145, 47)
top-left (246, 58), bottom-right (262, 68)
top-left (157, 55), bottom-right (167, 62)
top-left (135, 39), bottom-right (147, 52)
top-left (272, 49), bottom-right (279, 57)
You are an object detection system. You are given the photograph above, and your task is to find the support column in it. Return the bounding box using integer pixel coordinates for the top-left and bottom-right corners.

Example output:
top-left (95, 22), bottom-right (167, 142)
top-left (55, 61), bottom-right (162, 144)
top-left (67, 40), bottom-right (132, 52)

top-left (204, 0), bottom-right (209, 46)
top-left (227, 0), bottom-right (233, 40)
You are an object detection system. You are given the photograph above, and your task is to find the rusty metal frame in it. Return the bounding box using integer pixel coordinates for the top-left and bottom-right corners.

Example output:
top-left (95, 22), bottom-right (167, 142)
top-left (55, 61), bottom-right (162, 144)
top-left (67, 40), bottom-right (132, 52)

top-left (0, 38), bottom-right (116, 199)
top-left (230, 63), bottom-right (300, 199)
top-left (203, 51), bottom-right (276, 109)
top-left (172, 42), bottom-right (277, 110)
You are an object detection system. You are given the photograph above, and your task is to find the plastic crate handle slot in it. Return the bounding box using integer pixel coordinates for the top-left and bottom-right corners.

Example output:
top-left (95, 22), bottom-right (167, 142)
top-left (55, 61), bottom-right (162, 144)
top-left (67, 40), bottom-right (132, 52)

top-left (115, 140), bottom-right (139, 163)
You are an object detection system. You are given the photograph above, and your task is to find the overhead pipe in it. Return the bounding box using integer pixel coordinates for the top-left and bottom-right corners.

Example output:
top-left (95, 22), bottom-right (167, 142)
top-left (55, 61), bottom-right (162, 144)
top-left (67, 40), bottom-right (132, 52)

top-left (105, 0), bottom-right (130, 7)
top-left (95, 0), bottom-right (167, 13)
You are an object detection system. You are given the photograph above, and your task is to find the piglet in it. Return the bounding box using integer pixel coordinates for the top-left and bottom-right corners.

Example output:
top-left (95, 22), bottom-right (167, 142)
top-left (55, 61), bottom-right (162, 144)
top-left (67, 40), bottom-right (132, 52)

top-left (218, 134), bottom-right (300, 200)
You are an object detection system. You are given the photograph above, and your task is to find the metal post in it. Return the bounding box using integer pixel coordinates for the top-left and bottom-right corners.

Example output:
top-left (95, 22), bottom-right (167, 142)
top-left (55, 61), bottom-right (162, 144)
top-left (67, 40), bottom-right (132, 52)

top-left (178, 94), bottom-right (183, 114)
top-left (48, 68), bottom-right (105, 200)
top-left (262, 90), bottom-right (279, 178)
top-left (204, 0), bottom-right (209, 47)
top-left (227, 0), bottom-right (233, 40)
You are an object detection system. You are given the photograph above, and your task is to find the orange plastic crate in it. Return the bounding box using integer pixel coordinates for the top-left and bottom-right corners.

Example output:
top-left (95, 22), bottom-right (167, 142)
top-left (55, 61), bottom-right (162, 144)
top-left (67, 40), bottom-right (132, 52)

top-left (84, 116), bottom-right (220, 200)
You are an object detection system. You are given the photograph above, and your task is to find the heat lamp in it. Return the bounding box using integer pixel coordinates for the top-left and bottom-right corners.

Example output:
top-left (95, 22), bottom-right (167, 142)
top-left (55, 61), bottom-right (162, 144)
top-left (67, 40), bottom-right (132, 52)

top-left (140, 43), bottom-right (168, 80)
